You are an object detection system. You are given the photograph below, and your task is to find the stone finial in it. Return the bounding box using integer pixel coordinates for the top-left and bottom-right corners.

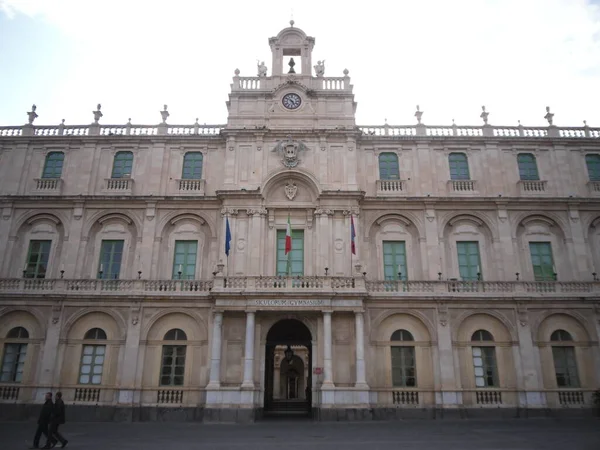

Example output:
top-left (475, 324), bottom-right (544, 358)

top-left (583, 120), bottom-right (588, 127)
top-left (160, 105), bottom-right (169, 124)
top-left (27, 104), bottom-right (38, 125)
top-left (414, 105), bottom-right (423, 124)
top-left (544, 106), bottom-right (554, 126)
top-left (480, 105), bottom-right (489, 125)
top-left (257, 61), bottom-right (267, 77)
top-left (290, 19), bottom-right (295, 27)
top-left (234, 68), bottom-right (240, 76)
top-left (343, 68), bottom-right (349, 76)
top-left (127, 118), bottom-right (132, 125)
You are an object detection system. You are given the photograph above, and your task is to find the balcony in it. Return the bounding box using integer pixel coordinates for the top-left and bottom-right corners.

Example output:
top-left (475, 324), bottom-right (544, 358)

top-left (0, 277), bottom-right (598, 300)
top-left (176, 179), bottom-right (205, 195)
top-left (376, 179), bottom-right (407, 195)
top-left (105, 177), bottom-right (133, 194)
top-left (518, 180), bottom-right (547, 195)
top-left (447, 179), bottom-right (477, 194)
top-left (587, 181), bottom-right (600, 196)
top-left (33, 178), bottom-right (62, 194)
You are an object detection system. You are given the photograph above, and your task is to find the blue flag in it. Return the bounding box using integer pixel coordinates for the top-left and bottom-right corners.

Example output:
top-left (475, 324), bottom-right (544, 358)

top-left (225, 217), bottom-right (231, 257)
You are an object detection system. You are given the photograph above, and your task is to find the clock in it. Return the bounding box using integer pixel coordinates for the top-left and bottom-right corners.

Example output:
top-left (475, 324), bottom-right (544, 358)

top-left (282, 93), bottom-right (301, 110)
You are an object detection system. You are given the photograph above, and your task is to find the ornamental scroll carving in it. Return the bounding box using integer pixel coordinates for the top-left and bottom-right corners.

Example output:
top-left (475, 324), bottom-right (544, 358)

top-left (249, 299), bottom-right (324, 307)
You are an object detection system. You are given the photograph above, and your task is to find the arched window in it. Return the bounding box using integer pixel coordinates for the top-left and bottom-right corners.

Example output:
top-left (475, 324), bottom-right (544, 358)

top-left (378, 153), bottom-right (399, 180)
top-left (449, 153), bottom-right (470, 180)
top-left (111, 151), bottom-right (134, 178)
top-left (1, 327), bottom-right (30, 383)
top-left (517, 153), bottom-right (539, 181)
top-left (182, 152), bottom-right (203, 180)
top-left (585, 154), bottom-right (600, 181)
top-left (79, 328), bottom-right (107, 385)
top-left (390, 329), bottom-right (416, 387)
top-left (550, 329), bottom-right (579, 388)
top-left (161, 329), bottom-right (187, 386)
top-left (471, 329), bottom-right (497, 387)
top-left (42, 152), bottom-right (64, 179)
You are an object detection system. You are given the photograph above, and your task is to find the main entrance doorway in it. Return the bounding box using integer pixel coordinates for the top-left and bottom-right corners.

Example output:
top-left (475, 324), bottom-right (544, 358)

top-left (264, 319), bottom-right (312, 416)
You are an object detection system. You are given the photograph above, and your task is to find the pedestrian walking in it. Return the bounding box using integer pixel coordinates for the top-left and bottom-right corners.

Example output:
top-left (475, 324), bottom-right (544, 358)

top-left (30, 392), bottom-right (53, 449)
top-left (44, 391), bottom-right (68, 448)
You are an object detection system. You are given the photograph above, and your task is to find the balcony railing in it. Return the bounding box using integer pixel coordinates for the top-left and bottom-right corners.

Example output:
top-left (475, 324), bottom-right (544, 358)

top-left (587, 181), bottom-right (600, 195)
top-left (0, 277), bottom-right (599, 297)
top-left (34, 178), bottom-right (63, 193)
top-left (376, 179), bottom-right (406, 194)
top-left (448, 179), bottom-right (477, 192)
top-left (177, 179), bottom-right (205, 194)
top-left (518, 180), bottom-right (547, 194)
top-left (105, 178), bottom-right (133, 193)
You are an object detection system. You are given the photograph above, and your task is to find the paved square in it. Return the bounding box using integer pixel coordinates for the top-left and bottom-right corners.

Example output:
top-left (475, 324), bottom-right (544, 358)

top-left (1, 419), bottom-right (599, 450)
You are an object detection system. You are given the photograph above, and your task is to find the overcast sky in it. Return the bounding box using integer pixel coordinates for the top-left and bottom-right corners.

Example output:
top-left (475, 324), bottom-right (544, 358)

top-left (1, 0), bottom-right (599, 128)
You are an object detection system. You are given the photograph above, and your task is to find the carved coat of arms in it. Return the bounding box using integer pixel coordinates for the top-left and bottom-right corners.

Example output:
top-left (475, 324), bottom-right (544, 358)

top-left (285, 180), bottom-right (297, 200)
top-left (272, 135), bottom-right (308, 168)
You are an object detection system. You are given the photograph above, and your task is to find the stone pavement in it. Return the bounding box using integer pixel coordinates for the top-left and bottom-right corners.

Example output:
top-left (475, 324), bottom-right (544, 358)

top-left (1, 419), bottom-right (599, 450)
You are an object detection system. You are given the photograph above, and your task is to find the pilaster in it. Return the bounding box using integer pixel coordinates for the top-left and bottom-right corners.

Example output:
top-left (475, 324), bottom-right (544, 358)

top-left (116, 304), bottom-right (142, 404)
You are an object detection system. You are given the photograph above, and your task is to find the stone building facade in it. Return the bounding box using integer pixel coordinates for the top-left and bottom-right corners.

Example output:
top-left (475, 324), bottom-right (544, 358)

top-left (0, 24), bottom-right (599, 421)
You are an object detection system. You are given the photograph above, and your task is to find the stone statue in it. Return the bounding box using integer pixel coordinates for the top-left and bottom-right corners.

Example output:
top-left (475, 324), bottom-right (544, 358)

top-left (160, 105), bottom-right (169, 123)
top-left (480, 105), bottom-right (489, 125)
top-left (257, 61), bottom-right (267, 77)
top-left (314, 60), bottom-right (325, 77)
top-left (414, 105), bottom-right (423, 124)
top-left (27, 104), bottom-right (38, 125)
top-left (544, 106), bottom-right (554, 126)
top-left (288, 57), bottom-right (296, 74)
top-left (93, 104), bottom-right (103, 124)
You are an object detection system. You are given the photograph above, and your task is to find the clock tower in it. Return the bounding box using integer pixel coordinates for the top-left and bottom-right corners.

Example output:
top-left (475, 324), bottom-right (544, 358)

top-left (225, 22), bottom-right (357, 130)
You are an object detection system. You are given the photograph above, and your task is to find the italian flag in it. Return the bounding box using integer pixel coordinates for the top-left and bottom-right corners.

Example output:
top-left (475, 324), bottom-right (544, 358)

top-left (285, 214), bottom-right (292, 255)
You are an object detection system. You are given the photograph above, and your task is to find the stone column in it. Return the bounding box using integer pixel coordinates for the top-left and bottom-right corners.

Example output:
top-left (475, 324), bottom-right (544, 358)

top-left (435, 305), bottom-right (461, 407)
top-left (323, 311), bottom-right (334, 387)
top-left (515, 307), bottom-right (546, 407)
top-left (241, 311), bottom-right (256, 388)
top-left (35, 307), bottom-right (62, 401)
top-left (354, 312), bottom-right (368, 388)
top-left (116, 307), bottom-right (142, 405)
top-left (207, 312), bottom-right (223, 388)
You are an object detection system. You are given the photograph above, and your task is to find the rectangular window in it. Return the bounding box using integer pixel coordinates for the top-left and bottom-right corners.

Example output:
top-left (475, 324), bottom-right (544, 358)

top-left (276, 230), bottom-right (304, 276)
top-left (172, 241), bottom-right (198, 280)
top-left (1, 343), bottom-right (27, 383)
top-left (391, 346), bottom-right (416, 387)
top-left (472, 346), bottom-right (498, 387)
top-left (529, 242), bottom-right (554, 281)
top-left (78, 345), bottom-right (105, 385)
top-left (111, 151), bottom-right (133, 178)
top-left (182, 152), bottom-right (203, 180)
top-left (378, 153), bottom-right (400, 180)
top-left (552, 346), bottom-right (580, 388)
top-left (160, 345), bottom-right (186, 386)
top-left (585, 154), bottom-right (600, 181)
top-left (383, 241), bottom-right (407, 280)
top-left (517, 154), bottom-right (539, 180)
top-left (457, 241), bottom-right (481, 281)
top-left (42, 152), bottom-right (64, 179)
top-left (449, 153), bottom-right (470, 180)
top-left (24, 240), bottom-right (51, 279)
top-left (98, 240), bottom-right (124, 279)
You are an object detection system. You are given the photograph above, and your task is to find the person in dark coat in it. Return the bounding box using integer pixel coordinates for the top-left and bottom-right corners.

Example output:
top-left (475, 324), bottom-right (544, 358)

top-left (30, 392), bottom-right (53, 449)
top-left (44, 391), bottom-right (68, 448)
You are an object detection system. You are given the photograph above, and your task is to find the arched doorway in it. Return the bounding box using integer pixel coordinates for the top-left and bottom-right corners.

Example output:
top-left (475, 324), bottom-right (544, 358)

top-left (264, 319), bottom-right (312, 416)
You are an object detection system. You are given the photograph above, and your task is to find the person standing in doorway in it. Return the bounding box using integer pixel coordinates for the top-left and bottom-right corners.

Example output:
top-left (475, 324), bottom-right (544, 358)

top-left (30, 392), bottom-right (53, 449)
top-left (45, 391), bottom-right (68, 448)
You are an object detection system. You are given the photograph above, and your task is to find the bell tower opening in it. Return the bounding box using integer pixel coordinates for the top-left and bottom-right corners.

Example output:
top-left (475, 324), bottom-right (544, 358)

top-left (269, 21), bottom-right (315, 77)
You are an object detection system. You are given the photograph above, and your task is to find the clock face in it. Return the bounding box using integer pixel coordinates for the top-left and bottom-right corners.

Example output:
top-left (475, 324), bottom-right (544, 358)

top-left (282, 93), bottom-right (302, 110)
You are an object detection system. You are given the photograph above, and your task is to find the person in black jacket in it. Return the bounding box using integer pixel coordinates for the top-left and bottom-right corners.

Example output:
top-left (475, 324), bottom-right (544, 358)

top-left (30, 392), bottom-right (53, 449)
top-left (44, 391), bottom-right (68, 448)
